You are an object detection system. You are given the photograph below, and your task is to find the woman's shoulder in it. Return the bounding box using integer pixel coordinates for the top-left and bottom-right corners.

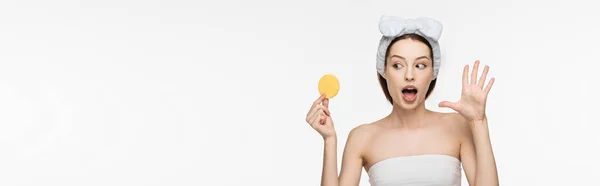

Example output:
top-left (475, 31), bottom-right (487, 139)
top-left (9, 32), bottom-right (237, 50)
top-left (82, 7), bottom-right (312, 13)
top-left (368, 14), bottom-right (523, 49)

top-left (348, 122), bottom-right (379, 138)
top-left (345, 121), bottom-right (386, 145)
top-left (435, 111), bottom-right (467, 124)
top-left (422, 110), bottom-right (463, 123)
top-left (343, 123), bottom-right (381, 156)
top-left (432, 111), bottom-right (472, 138)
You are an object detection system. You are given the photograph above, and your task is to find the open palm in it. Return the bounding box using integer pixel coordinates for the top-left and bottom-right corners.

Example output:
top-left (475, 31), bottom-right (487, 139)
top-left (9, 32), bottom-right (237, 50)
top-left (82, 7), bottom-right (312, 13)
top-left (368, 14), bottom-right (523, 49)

top-left (439, 60), bottom-right (495, 121)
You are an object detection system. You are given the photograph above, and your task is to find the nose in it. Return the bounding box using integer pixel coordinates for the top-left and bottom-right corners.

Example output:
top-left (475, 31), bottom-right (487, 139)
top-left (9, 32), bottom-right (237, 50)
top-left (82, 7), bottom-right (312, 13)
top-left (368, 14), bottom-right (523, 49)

top-left (405, 68), bottom-right (415, 82)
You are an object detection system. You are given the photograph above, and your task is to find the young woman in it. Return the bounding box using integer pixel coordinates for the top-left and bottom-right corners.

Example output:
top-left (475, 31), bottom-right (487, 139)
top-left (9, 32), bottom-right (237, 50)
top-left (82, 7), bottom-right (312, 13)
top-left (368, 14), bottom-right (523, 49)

top-left (304, 16), bottom-right (499, 186)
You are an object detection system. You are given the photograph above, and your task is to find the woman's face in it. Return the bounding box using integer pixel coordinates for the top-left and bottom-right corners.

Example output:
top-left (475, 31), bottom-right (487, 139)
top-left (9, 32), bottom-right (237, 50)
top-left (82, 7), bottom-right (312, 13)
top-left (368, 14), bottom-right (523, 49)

top-left (384, 38), bottom-right (434, 109)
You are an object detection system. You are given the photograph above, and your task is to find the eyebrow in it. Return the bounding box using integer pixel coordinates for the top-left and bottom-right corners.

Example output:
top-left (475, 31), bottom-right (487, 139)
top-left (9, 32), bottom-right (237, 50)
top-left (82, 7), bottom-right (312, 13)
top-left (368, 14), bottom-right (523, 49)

top-left (390, 55), bottom-right (430, 61)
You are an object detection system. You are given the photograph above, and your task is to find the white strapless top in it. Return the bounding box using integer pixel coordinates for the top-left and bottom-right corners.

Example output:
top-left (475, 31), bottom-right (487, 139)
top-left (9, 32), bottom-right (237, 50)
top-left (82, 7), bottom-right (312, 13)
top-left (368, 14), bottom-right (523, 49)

top-left (367, 154), bottom-right (462, 186)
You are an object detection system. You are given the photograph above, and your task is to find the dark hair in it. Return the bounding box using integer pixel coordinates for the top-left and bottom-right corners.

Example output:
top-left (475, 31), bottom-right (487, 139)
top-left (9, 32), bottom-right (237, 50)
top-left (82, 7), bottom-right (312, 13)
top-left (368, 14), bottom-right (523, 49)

top-left (378, 34), bottom-right (437, 105)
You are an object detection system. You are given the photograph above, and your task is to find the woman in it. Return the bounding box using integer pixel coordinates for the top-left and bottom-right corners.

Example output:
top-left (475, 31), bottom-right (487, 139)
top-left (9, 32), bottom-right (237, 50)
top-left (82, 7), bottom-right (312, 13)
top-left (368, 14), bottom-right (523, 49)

top-left (305, 16), bottom-right (499, 186)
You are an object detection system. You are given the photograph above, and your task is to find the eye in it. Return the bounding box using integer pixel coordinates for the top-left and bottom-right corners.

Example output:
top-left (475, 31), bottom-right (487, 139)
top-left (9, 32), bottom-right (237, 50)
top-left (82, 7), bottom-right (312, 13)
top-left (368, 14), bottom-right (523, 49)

top-left (416, 63), bottom-right (426, 69)
top-left (393, 63), bottom-right (404, 69)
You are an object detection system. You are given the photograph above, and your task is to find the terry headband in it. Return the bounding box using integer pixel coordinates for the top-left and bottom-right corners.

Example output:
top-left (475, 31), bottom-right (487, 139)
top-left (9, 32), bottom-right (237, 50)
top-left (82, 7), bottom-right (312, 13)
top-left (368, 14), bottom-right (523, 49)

top-left (376, 16), bottom-right (443, 80)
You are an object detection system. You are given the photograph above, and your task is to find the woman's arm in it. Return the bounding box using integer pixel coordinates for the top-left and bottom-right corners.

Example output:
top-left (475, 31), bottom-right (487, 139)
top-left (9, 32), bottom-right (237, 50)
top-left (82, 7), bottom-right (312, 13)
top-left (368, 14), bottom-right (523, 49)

top-left (439, 60), bottom-right (499, 185)
top-left (321, 126), bottom-right (366, 186)
top-left (305, 94), bottom-right (364, 186)
top-left (459, 115), bottom-right (499, 186)
top-left (321, 136), bottom-right (339, 186)
top-left (470, 117), bottom-right (499, 186)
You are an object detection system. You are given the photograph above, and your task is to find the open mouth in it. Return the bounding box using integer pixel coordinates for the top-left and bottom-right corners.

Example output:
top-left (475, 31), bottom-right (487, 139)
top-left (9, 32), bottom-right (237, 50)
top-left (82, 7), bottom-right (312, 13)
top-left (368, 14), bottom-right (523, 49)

top-left (401, 86), bottom-right (418, 102)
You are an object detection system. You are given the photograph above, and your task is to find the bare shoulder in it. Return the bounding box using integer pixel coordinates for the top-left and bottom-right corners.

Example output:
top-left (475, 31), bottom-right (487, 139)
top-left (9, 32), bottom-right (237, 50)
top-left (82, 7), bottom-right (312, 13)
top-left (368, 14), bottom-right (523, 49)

top-left (343, 122), bottom-right (381, 156)
top-left (347, 123), bottom-right (378, 142)
top-left (438, 112), bottom-right (472, 138)
top-left (440, 112), bottom-right (467, 125)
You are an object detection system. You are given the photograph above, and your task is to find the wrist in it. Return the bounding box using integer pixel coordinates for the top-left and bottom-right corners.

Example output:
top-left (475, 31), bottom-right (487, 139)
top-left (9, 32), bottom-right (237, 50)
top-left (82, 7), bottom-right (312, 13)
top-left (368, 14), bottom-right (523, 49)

top-left (467, 114), bottom-right (486, 125)
top-left (324, 135), bottom-right (337, 143)
top-left (469, 115), bottom-right (487, 124)
top-left (469, 117), bottom-right (490, 133)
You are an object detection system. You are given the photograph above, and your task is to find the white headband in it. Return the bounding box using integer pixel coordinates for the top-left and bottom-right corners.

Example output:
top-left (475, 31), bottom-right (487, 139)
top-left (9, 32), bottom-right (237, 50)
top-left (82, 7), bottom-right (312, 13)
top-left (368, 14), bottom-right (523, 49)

top-left (376, 16), bottom-right (443, 80)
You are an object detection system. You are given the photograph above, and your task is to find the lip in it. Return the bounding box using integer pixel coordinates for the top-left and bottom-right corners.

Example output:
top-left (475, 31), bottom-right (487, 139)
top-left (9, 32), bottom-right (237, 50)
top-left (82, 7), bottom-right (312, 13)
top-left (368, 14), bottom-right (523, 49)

top-left (401, 85), bottom-right (417, 90)
top-left (401, 85), bottom-right (418, 102)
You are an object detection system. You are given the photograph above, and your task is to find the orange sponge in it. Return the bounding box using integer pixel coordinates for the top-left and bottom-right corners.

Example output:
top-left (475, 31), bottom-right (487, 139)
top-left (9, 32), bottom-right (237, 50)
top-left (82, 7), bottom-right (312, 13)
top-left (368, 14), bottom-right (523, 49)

top-left (318, 74), bottom-right (340, 99)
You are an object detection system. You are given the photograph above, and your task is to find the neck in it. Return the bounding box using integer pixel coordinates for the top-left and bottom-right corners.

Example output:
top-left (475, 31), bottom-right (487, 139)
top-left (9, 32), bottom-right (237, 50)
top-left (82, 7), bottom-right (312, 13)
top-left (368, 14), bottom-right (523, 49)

top-left (387, 102), bottom-right (430, 129)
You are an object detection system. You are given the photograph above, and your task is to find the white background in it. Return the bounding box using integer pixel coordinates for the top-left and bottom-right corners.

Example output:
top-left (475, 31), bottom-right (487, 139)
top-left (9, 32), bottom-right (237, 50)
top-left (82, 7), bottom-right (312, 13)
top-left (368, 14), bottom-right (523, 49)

top-left (1, 0), bottom-right (599, 185)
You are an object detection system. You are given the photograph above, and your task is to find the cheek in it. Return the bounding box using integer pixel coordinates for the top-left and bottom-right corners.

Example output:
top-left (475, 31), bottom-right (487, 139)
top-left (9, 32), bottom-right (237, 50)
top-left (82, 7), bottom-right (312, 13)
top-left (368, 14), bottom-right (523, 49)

top-left (418, 68), bottom-right (434, 77)
top-left (415, 71), bottom-right (432, 94)
top-left (385, 79), bottom-right (403, 96)
top-left (418, 81), bottom-right (432, 95)
top-left (386, 68), bottom-right (404, 78)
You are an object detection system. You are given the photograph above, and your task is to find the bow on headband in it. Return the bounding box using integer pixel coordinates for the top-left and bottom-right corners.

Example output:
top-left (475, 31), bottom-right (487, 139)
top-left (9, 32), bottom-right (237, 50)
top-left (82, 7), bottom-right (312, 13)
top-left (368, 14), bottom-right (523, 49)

top-left (378, 16), bottom-right (443, 41)
top-left (375, 16), bottom-right (444, 79)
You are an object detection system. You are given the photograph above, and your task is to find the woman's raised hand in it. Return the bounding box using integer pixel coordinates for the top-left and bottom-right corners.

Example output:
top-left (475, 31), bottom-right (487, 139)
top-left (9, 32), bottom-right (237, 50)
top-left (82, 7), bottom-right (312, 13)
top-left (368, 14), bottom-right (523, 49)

top-left (305, 93), bottom-right (336, 140)
top-left (439, 60), bottom-right (495, 122)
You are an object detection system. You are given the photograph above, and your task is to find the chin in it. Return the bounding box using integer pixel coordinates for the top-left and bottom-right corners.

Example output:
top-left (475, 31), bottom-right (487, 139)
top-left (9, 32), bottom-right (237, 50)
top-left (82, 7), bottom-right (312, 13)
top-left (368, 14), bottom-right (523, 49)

top-left (394, 102), bottom-right (420, 110)
top-left (392, 95), bottom-right (424, 110)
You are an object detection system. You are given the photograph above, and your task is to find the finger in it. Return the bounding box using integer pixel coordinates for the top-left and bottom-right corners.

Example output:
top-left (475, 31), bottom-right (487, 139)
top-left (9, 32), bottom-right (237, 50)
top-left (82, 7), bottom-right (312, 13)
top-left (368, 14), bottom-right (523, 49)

top-left (323, 98), bottom-right (329, 109)
top-left (310, 105), bottom-right (329, 120)
top-left (310, 112), bottom-right (323, 127)
top-left (438, 101), bottom-right (458, 111)
top-left (478, 65), bottom-right (489, 89)
top-left (462, 65), bottom-right (469, 89)
top-left (306, 105), bottom-right (318, 122)
top-left (317, 105), bottom-right (330, 117)
top-left (312, 93), bottom-right (327, 107)
top-left (323, 106), bottom-right (331, 116)
top-left (308, 106), bottom-right (323, 122)
top-left (317, 114), bottom-right (325, 125)
top-left (320, 115), bottom-right (325, 125)
top-left (321, 105), bottom-right (330, 117)
top-left (471, 60), bottom-right (480, 86)
top-left (307, 93), bottom-right (327, 119)
top-left (484, 77), bottom-right (495, 95)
